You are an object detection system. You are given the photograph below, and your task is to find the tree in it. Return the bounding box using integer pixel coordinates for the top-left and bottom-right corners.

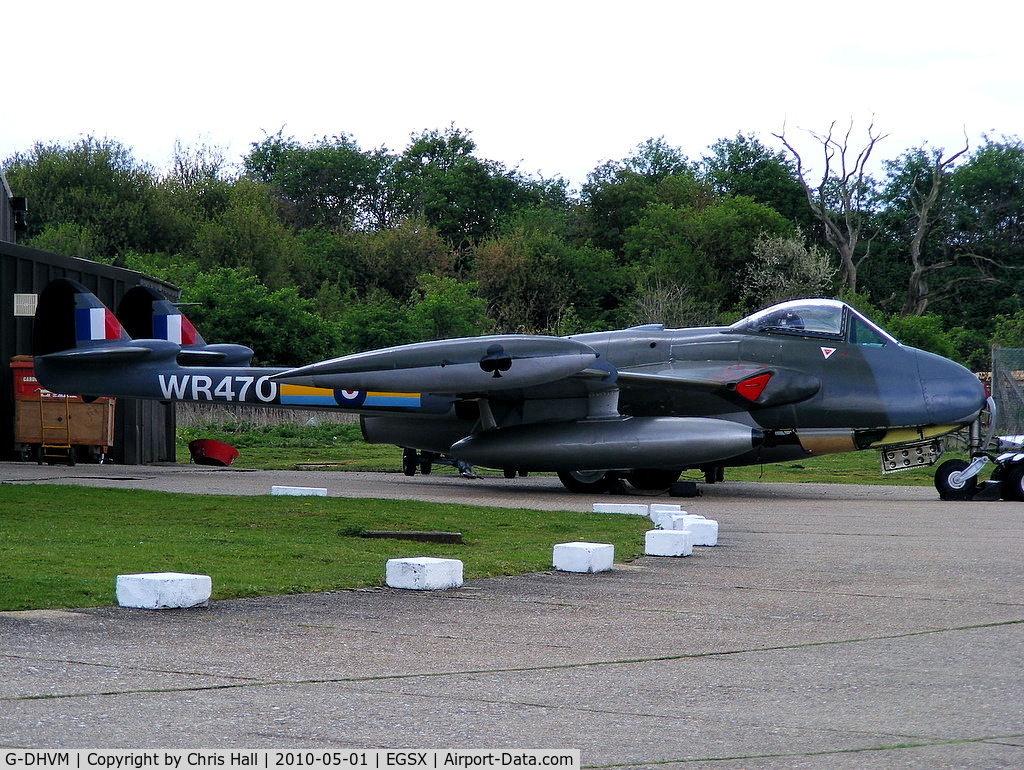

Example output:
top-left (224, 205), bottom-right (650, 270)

top-left (740, 231), bottom-right (837, 310)
top-left (473, 215), bottom-right (621, 333)
top-left (883, 313), bottom-right (958, 359)
top-left (623, 271), bottom-right (723, 328)
top-left (909, 136), bottom-right (1024, 330)
top-left (189, 177), bottom-right (300, 288)
top-left (390, 126), bottom-right (540, 247)
top-left (153, 140), bottom-right (239, 257)
top-left (623, 196), bottom-right (794, 308)
top-left (334, 289), bottom-right (416, 353)
top-left (3, 136), bottom-right (166, 259)
top-left (345, 217), bottom-right (455, 299)
top-left (701, 133), bottom-right (812, 228)
top-left (244, 131), bottom-right (388, 230)
top-left (408, 275), bottom-right (490, 340)
top-left (579, 138), bottom-right (705, 256)
top-left (182, 267), bottom-right (338, 365)
top-left (879, 143), bottom-right (972, 315)
top-left (774, 120), bottom-right (887, 293)
top-left (992, 309), bottom-right (1024, 348)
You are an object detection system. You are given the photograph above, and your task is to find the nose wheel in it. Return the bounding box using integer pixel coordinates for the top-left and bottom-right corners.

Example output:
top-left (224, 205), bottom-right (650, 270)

top-left (934, 459), bottom-right (977, 500)
top-left (935, 454), bottom-right (1024, 501)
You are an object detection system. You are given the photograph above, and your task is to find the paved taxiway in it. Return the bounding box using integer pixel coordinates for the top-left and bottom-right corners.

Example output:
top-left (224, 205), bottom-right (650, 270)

top-left (1, 462), bottom-right (1022, 768)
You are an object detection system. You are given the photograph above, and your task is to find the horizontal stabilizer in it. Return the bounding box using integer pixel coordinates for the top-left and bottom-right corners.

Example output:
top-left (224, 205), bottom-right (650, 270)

top-left (274, 335), bottom-right (600, 394)
top-left (37, 338), bottom-right (182, 366)
top-left (175, 343), bottom-right (256, 366)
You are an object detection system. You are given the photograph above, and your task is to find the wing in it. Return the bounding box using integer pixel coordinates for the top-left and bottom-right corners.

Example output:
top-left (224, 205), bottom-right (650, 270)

top-left (272, 335), bottom-right (606, 394)
top-left (274, 334), bottom-right (820, 411)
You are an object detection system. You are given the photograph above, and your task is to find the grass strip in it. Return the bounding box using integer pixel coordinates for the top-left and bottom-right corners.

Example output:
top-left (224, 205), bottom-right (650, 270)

top-left (0, 484), bottom-right (650, 612)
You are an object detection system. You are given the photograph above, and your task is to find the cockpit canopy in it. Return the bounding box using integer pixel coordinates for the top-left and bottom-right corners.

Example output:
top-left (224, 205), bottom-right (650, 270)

top-left (729, 299), bottom-right (899, 346)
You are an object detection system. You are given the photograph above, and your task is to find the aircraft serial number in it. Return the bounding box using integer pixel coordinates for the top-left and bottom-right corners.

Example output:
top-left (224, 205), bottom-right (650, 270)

top-left (158, 374), bottom-right (278, 403)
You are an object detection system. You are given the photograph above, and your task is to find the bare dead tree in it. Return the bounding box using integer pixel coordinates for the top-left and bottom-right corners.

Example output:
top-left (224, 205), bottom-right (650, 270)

top-left (774, 119), bottom-right (888, 294)
top-left (900, 141), bottom-right (970, 315)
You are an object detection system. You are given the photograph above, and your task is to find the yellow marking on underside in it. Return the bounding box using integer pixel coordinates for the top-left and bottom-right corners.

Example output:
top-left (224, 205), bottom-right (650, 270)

top-left (869, 424), bottom-right (960, 447)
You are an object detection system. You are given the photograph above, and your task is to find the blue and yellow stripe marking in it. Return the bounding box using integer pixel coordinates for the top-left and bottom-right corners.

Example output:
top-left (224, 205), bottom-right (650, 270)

top-left (279, 384), bottom-right (421, 408)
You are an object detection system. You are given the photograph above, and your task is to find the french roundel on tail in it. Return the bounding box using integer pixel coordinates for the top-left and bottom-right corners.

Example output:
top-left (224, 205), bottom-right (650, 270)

top-left (116, 285), bottom-right (204, 345)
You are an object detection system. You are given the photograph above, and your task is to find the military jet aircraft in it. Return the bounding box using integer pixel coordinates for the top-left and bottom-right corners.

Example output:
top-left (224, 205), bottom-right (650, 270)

top-left (31, 278), bottom-right (991, 496)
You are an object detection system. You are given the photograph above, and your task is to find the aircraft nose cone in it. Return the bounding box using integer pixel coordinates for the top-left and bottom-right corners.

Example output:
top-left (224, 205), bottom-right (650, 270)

top-left (916, 350), bottom-right (987, 425)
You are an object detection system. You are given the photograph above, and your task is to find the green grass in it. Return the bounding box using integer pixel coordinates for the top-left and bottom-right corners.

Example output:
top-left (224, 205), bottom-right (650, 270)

top-left (1, 423), bottom-right (955, 611)
top-left (0, 485), bottom-right (651, 612)
top-left (177, 420), bottom-right (402, 471)
top-left (690, 452), bottom-right (951, 486)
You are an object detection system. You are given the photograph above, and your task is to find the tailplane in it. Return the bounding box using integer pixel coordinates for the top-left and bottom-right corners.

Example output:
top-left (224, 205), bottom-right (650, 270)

top-left (32, 279), bottom-right (283, 403)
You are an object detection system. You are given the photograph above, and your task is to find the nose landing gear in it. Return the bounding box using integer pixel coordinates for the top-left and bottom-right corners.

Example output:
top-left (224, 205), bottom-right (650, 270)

top-left (934, 446), bottom-right (1024, 501)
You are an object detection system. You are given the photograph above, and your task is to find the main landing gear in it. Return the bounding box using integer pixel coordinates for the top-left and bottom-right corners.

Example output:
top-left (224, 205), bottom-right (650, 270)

top-left (556, 468), bottom-right (683, 494)
top-left (402, 448), bottom-right (477, 479)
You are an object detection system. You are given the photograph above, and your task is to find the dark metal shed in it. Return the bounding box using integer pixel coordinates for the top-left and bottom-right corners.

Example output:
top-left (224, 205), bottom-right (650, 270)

top-left (1, 239), bottom-right (179, 464)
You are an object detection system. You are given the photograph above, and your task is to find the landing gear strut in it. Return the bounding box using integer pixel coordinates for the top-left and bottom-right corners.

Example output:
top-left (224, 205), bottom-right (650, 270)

top-left (402, 447), bottom-right (476, 478)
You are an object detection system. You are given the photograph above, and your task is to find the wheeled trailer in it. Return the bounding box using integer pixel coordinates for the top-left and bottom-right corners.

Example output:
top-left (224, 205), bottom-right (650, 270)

top-left (10, 357), bottom-right (115, 465)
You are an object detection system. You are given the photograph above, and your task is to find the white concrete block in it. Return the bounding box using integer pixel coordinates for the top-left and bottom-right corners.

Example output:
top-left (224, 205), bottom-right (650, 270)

top-left (116, 572), bottom-right (212, 609)
top-left (552, 542), bottom-right (614, 573)
top-left (592, 503), bottom-right (649, 516)
top-left (650, 503), bottom-right (682, 515)
top-left (272, 485), bottom-right (328, 496)
top-left (661, 513), bottom-right (699, 530)
top-left (649, 504), bottom-right (685, 529)
top-left (681, 515), bottom-right (719, 546)
top-left (386, 557), bottom-right (464, 590)
top-left (644, 529), bottom-right (693, 557)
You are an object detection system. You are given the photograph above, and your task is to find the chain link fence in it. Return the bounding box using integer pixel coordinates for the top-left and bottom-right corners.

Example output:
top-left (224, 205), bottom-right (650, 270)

top-left (989, 347), bottom-right (1024, 437)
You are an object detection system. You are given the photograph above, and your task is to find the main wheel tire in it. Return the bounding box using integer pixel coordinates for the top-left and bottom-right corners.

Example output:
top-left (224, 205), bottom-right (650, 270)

top-left (625, 468), bottom-right (682, 491)
top-left (1000, 463), bottom-right (1024, 501)
top-left (934, 459), bottom-right (976, 501)
top-left (402, 448), bottom-right (417, 477)
top-left (557, 469), bottom-right (617, 494)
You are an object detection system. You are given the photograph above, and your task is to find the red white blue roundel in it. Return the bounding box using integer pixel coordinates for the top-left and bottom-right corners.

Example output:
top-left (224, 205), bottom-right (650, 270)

top-left (334, 389), bottom-right (367, 406)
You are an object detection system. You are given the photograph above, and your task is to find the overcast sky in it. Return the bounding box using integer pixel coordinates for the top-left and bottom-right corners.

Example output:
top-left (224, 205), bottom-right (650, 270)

top-left (3, 0), bottom-right (1020, 188)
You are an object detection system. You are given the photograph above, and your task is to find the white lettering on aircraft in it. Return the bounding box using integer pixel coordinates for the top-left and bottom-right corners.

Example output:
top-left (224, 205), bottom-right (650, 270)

top-left (158, 374), bottom-right (278, 403)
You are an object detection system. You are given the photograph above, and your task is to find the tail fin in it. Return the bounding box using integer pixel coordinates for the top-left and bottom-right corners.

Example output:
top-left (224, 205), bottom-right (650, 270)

top-left (116, 285), bottom-right (254, 366)
top-left (33, 278), bottom-right (138, 358)
top-left (32, 278), bottom-right (179, 397)
top-left (33, 279), bottom-right (277, 402)
top-left (117, 285), bottom-right (206, 345)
